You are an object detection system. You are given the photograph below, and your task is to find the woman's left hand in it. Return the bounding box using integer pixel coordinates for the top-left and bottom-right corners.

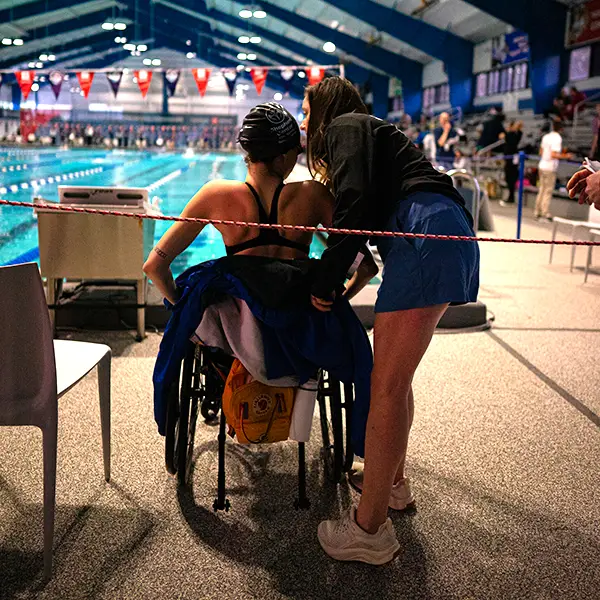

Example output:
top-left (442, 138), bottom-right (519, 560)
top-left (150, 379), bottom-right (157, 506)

top-left (311, 294), bottom-right (334, 312)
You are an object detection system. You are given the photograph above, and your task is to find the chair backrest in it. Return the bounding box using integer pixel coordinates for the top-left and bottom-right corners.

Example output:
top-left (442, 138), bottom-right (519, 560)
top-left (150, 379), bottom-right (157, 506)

top-left (0, 263), bottom-right (57, 426)
top-left (589, 205), bottom-right (600, 225)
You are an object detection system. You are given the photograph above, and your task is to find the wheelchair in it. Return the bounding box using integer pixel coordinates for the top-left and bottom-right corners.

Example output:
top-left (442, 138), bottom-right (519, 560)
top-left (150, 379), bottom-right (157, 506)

top-left (165, 342), bottom-right (354, 511)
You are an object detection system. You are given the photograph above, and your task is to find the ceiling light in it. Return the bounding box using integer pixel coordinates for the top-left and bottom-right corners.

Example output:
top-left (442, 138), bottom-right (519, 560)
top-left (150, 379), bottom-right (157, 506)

top-left (137, 44), bottom-right (147, 51)
top-left (36, 62), bottom-right (43, 68)
top-left (250, 36), bottom-right (261, 44)
top-left (323, 41), bottom-right (336, 53)
top-left (114, 22), bottom-right (127, 30)
top-left (237, 52), bottom-right (247, 60)
top-left (253, 10), bottom-right (267, 18)
top-left (247, 53), bottom-right (256, 60)
top-left (31, 83), bottom-right (39, 92)
top-left (238, 36), bottom-right (250, 44)
top-left (236, 64), bottom-right (245, 71)
top-left (40, 76), bottom-right (46, 82)
top-left (2, 38), bottom-right (12, 45)
top-left (239, 9), bottom-right (252, 18)
top-left (28, 62), bottom-right (36, 68)
top-left (151, 58), bottom-right (161, 66)
top-left (297, 70), bottom-right (306, 78)
top-left (130, 51), bottom-right (136, 56)
top-left (186, 52), bottom-right (195, 59)
top-left (331, 20), bottom-right (339, 28)
top-left (114, 36), bottom-right (122, 43)
top-left (101, 22), bottom-right (114, 30)
top-left (143, 58), bottom-right (152, 66)
top-left (48, 54), bottom-right (55, 61)
top-left (13, 38), bottom-right (23, 46)
top-left (186, 39), bottom-right (192, 46)
top-left (123, 43), bottom-right (135, 50)
top-left (274, 92), bottom-right (283, 101)
top-left (39, 54), bottom-right (48, 61)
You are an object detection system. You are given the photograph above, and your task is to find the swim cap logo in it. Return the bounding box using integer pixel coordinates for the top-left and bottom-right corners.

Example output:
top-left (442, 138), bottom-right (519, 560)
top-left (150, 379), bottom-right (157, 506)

top-left (266, 109), bottom-right (286, 125)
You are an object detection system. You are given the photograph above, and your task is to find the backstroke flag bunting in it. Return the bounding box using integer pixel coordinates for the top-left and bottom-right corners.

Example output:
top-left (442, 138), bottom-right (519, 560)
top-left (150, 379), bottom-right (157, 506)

top-left (15, 71), bottom-right (34, 100)
top-left (77, 71), bottom-right (94, 98)
top-left (307, 67), bottom-right (324, 86)
top-left (106, 71), bottom-right (123, 97)
top-left (251, 68), bottom-right (268, 95)
top-left (164, 69), bottom-right (181, 97)
top-left (280, 68), bottom-right (294, 94)
top-left (49, 71), bottom-right (64, 100)
top-left (223, 69), bottom-right (238, 96)
top-left (135, 70), bottom-right (153, 98)
top-left (192, 68), bottom-right (211, 97)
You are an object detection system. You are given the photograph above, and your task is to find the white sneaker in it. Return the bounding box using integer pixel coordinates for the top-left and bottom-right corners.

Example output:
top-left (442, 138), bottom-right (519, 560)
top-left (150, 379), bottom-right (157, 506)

top-left (317, 507), bottom-right (400, 565)
top-left (348, 462), bottom-right (415, 511)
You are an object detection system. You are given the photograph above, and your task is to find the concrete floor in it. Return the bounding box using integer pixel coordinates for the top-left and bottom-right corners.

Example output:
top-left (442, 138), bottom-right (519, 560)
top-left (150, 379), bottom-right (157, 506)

top-left (1, 203), bottom-right (599, 600)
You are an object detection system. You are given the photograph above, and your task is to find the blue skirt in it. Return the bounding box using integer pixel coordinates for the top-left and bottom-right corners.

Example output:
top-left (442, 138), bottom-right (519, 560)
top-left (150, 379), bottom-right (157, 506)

top-left (374, 191), bottom-right (480, 313)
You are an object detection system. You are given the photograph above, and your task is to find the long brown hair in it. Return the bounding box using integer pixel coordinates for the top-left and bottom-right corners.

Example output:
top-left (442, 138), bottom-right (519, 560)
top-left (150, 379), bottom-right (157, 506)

top-left (305, 76), bottom-right (368, 184)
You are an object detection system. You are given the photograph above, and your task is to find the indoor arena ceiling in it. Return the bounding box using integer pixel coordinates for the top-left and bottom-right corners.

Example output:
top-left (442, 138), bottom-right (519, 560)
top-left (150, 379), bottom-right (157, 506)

top-left (0, 0), bottom-right (569, 78)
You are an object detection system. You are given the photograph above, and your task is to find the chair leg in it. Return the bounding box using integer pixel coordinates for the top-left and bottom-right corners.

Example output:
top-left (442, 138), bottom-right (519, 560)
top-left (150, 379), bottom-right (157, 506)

top-left (136, 278), bottom-right (146, 342)
top-left (42, 420), bottom-right (58, 580)
top-left (46, 277), bottom-right (56, 334)
top-left (549, 222), bottom-right (558, 264)
top-left (98, 351), bottom-right (111, 482)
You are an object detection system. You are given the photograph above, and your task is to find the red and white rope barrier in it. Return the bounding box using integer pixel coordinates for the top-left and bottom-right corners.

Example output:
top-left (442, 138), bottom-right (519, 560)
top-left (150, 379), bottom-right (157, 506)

top-left (1, 197), bottom-right (599, 247)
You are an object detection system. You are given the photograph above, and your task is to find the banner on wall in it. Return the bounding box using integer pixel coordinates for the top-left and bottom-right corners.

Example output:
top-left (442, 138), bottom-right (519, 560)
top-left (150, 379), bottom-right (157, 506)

top-left (307, 67), bottom-right (324, 85)
top-left (251, 68), bottom-right (268, 95)
top-left (77, 71), bottom-right (94, 98)
top-left (106, 71), bottom-right (122, 97)
top-left (491, 31), bottom-right (529, 67)
top-left (192, 68), bottom-right (211, 97)
top-left (223, 69), bottom-right (238, 96)
top-left (164, 69), bottom-right (181, 97)
top-left (135, 70), bottom-right (153, 98)
top-left (49, 71), bottom-right (64, 100)
top-left (280, 68), bottom-right (295, 93)
top-left (568, 0), bottom-right (600, 47)
top-left (15, 71), bottom-right (34, 100)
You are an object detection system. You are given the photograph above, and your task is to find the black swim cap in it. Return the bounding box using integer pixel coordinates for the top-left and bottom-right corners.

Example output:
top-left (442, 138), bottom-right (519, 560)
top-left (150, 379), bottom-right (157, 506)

top-left (237, 102), bottom-right (301, 161)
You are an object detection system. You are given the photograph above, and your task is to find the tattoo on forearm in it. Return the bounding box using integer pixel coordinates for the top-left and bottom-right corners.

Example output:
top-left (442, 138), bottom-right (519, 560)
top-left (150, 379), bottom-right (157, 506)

top-left (154, 247), bottom-right (168, 259)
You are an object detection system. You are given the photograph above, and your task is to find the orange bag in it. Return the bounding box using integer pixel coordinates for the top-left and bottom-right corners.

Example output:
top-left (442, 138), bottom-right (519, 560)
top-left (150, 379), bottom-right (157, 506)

top-left (221, 359), bottom-right (295, 444)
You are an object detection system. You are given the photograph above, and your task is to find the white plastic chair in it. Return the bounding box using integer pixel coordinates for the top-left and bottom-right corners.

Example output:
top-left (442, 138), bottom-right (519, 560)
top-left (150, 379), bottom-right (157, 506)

top-left (0, 262), bottom-right (111, 580)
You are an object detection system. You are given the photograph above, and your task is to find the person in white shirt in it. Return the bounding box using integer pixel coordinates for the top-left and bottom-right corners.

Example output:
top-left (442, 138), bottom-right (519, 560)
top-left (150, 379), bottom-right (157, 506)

top-left (535, 122), bottom-right (571, 220)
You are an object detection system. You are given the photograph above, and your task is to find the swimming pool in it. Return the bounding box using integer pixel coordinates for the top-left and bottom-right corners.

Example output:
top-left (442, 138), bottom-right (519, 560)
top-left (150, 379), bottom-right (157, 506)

top-left (0, 148), bottom-right (325, 276)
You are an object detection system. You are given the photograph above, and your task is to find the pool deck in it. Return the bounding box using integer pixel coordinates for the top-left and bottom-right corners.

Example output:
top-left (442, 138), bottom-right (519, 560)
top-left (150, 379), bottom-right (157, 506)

top-left (1, 201), bottom-right (600, 599)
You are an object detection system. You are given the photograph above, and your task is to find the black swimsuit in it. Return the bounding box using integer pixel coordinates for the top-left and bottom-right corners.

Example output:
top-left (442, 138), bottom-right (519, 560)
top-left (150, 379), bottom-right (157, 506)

top-left (225, 182), bottom-right (310, 256)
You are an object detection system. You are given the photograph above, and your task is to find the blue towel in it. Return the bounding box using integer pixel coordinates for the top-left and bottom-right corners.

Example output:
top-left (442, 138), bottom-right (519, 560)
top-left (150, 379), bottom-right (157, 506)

top-left (152, 258), bottom-right (373, 457)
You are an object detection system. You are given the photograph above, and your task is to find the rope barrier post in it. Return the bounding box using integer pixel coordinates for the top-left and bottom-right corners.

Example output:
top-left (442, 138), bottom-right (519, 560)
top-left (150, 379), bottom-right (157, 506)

top-left (517, 151), bottom-right (526, 240)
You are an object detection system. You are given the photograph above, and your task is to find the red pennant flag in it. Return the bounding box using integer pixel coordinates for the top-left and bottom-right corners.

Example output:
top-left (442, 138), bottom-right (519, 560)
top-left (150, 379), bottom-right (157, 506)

top-left (307, 67), bottom-right (324, 86)
top-left (49, 71), bottom-right (64, 100)
top-left (77, 71), bottom-right (94, 98)
top-left (251, 68), bottom-right (268, 95)
top-left (192, 68), bottom-right (211, 97)
top-left (15, 71), bottom-right (34, 100)
top-left (134, 70), bottom-right (153, 98)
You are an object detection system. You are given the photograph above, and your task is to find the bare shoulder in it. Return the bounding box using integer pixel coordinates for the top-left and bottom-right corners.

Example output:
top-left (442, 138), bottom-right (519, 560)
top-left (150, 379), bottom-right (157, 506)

top-left (184, 179), bottom-right (245, 216)
top-left (288, 179), bottom-right (333, 199)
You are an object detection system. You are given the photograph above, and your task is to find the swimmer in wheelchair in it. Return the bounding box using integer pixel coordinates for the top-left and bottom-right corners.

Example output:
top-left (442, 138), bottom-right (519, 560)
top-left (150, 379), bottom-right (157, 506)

top-left (143, 103), bottom-right (377, 510)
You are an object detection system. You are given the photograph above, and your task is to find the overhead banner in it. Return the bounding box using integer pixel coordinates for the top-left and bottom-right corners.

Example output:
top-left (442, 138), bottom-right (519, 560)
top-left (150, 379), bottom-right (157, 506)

top-left (135, 69), bottom-right (153, 98)
top-left (307, 67), bottom-right (324, 86)
top-left (280, 68), bottom-right (295, 94)
top-left (106, 71), bottom-right (122, 97)
top-left (49, 70), bottom-right (64, 100)
top-left (251, 67), bottom-right (268, 95)
top-left (491, 31), bottom-right (530, 67)
top-left (77, 71), bottom-right (94, 98)
top-left (192, 68), bottom-right (211, 97)
top-left (568, 1), bottom-right (600, 47)
top-left (223, 69), bottom-right (238, 96)
top-left (15, 71), bottom-right (34, 100)
top-left (164, 69), bottom-right (181, 97)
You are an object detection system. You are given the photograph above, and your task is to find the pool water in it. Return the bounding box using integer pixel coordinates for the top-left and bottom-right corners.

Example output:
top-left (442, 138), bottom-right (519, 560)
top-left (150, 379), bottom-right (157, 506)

top-left (0, 148), bottom-right (325, 276)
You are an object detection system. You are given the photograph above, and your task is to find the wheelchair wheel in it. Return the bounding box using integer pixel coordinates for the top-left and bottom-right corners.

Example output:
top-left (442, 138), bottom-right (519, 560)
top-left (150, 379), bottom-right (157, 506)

top-left (318, 371), bottom-right (345, 483)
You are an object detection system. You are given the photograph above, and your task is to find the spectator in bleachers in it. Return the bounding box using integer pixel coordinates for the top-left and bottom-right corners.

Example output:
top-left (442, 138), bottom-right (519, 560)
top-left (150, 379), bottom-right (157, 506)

top-left (535, 121), bottom-right (572, 220)
top-left (453, 149), bottom-right (468, 170)
top-left (477, 108), bottom-right (506, 152)
top-left (434, 112), bottom-right (460, 169)
top-left (502, 120), bottom-right (524, 204)
top-left (566, 86), bottom-right (586, 121)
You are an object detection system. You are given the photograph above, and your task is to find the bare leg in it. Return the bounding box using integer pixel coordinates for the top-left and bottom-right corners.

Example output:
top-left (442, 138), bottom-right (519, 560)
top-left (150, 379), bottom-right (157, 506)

top-left (394, 385), bottom-right (414, 484)
top-left (356, 304), bottom-right (448, 534)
